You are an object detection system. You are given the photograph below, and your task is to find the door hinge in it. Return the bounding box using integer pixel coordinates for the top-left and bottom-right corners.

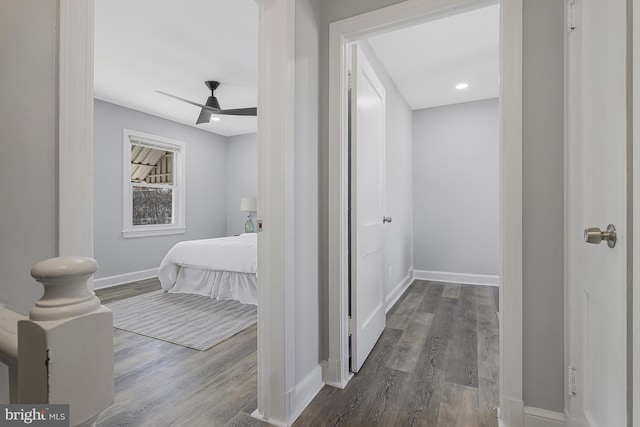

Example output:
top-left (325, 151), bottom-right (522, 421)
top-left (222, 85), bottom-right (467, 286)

top-left (568, 365), bottom-right (577, 395)
top-left (348, 315), bottom-right (354, 336)
top-left (348, 72), bottom-right (352, 90)
top-left (567, 0), bottom-right (577, 32)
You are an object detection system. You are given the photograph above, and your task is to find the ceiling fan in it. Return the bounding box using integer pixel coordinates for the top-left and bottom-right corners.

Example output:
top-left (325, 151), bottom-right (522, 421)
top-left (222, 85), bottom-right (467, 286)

top-left (157, 81), bottom-right (257, 125)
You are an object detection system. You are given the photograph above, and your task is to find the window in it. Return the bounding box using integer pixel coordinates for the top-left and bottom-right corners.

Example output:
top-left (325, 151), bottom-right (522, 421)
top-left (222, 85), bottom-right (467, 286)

top-left (122, 129), bottom-right (186, 238)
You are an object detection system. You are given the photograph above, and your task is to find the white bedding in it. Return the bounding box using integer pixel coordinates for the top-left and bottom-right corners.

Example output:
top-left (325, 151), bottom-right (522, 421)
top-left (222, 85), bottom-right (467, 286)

top-left (158, 233), bottom-right (258, 304)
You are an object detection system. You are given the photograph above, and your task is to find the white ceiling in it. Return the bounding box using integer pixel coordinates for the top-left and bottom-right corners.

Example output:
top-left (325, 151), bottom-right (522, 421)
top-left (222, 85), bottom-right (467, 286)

top-left (367, 5), bottom-right (500, 111)
top-left (94, 0), bottom-right (258, 137)
top-left (95, 2), bottom-right (497, 137)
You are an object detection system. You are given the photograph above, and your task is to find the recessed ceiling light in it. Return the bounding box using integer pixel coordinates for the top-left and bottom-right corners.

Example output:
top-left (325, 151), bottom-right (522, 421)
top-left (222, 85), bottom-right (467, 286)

top-left (211, 117), bottom-right (221, 122)
top-left (456, 83), bottom-right (469, 90)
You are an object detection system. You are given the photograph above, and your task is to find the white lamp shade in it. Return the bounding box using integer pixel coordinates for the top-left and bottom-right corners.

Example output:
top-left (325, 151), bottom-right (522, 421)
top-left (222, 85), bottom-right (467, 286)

top-left (240, 197), bottom-right (257, 212)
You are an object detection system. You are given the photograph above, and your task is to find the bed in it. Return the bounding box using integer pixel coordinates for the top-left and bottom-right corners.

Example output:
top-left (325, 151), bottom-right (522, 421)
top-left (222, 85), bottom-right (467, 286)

top-left (158, 233), bottom-right (257, 305)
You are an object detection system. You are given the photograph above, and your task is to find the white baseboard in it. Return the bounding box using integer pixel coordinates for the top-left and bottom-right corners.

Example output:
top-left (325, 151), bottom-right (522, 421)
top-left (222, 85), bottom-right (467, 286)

top-left (524, 406), bottom-right (566, 427)
top-left (251, 409), bottom-right (287, 427)
top-left (385, 268), bottom-right (414, 313)
top-left (93, 268), bottom-right (158, 290)
top-left (322, 358), bottom-right (352, 389)
top-left (413, 269), bottom-right (500, 287)
top-left (290, 364), bottom-right (324, 424)
top-left (501, 397), bottom-right (525, 427)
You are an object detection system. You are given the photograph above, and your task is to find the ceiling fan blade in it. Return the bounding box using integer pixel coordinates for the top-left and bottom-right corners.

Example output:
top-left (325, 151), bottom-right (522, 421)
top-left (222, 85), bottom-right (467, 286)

top-left (213, 107), bottom-right (258, 116)
top-left (157, 90), bottom-right (207, 109)
top-left (157, 90), bottom-right (257, 118)
top-left (156, 91), bottom-right (223, 113)
top-left (195, 108), bottom-right (211, 125)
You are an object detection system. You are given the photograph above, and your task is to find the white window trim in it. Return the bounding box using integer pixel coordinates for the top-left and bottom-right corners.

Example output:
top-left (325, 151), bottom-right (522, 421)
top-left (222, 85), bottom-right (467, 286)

top-left (122, 129), bottom-right (186, 238)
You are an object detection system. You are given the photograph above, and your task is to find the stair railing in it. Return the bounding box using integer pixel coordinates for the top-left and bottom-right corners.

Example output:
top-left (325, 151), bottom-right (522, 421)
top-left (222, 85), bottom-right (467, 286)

top-left (0, 256), bottom-right (114, 427)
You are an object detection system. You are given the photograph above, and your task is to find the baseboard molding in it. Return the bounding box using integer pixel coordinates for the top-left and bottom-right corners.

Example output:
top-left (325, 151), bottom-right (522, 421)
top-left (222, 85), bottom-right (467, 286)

top-left (290, 364), bottom-right (324, 424)
top-left (413, 269), bottom-right (500, 287)
top-left (501, 397), bottom-right (525, 427)
top-left (251, 409), bottom-right (287, 427)
top-left (93, 268), bottom-right (158, 290)
top-left (523, 406), bottom-right (566, 427)
top-left (385, 268), bottom-right (414, 313)
top-left (322, 358), bottom-right (352, 389)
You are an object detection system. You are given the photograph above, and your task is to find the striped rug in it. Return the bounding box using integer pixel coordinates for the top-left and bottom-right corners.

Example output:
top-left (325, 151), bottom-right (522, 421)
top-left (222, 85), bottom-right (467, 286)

top-left (106, 290), bottom-right (257, 351)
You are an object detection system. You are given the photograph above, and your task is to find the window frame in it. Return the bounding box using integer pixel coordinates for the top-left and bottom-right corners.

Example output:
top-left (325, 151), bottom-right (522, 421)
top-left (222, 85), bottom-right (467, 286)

top-left (122, 129), bottom-right (186, 238)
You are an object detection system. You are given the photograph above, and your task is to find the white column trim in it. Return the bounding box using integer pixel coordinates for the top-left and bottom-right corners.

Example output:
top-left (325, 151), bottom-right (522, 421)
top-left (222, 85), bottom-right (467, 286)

top-left (327, 2), bottom-right (524, 427)
top-left (499, 0), bottom-right (524, 425)
top-left (253, 0), bottom-right (297, 425)
top-left (57, 0), bottom-right (94, 259)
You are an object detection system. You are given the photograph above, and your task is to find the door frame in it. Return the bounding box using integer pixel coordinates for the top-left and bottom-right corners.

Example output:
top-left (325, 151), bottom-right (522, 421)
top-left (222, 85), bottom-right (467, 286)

top-left (56, 0), bottom-right (297, 424)
top-left (326, 0), bottom-right (524, 425)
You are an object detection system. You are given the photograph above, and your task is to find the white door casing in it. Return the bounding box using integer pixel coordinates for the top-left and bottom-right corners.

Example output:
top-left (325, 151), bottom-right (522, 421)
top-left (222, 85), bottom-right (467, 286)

top-left (567, 0), bottom-right (628, 425)
top-left (350, 44), bottom-right (386, 373)
top-left (328, 2), bottom-right (524, 425)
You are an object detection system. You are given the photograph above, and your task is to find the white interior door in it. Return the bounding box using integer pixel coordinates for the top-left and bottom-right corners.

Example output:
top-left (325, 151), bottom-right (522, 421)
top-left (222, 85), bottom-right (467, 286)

top-left (350, 44), bottom-right (386, 373)
top-left (568, 0), bottom-right (628, 425)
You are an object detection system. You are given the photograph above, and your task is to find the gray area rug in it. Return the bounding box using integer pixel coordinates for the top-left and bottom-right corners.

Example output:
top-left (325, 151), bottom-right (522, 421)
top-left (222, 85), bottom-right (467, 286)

top-left (106, 291), bottom-right (257, 351)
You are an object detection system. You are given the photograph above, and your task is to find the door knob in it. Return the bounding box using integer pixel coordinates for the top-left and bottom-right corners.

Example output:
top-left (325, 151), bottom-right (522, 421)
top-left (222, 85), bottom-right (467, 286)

top-left (584, 224), bottom-right (617, 248)
top-left (383, 216), bottom-right (392, 224)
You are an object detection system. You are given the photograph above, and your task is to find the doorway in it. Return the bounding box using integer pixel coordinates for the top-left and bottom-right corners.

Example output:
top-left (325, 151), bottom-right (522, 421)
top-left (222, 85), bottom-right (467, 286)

top-left (327, 1), bottom-right (524, 425)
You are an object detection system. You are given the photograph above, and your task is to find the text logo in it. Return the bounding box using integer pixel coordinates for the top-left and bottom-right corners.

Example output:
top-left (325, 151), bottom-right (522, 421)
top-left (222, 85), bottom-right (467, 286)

top-left (0, 405), bottom-right (69, 426)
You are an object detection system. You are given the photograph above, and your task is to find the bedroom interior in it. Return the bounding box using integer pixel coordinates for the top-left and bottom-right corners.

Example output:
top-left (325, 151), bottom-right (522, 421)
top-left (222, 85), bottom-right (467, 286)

top-left (89, 0), bottom-right (503, 424)
top-left (92, 1), bottom-right (262, 423)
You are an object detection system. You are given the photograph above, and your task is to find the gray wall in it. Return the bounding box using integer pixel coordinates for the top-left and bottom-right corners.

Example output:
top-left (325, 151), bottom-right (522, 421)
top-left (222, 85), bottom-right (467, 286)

top-left (0, 0), bottom-right (55, 316)
top-left (522, 0), bottom-right (565, 412)
top-left (0, 0), bottom-right (59, 403)
top-left (412, 99), bottom-right (499, 276)
top-left (226, 133), bottom-right (257, 236)
top-left (294, 0), bottom-right (322, 388)
top-left (359, 41), bottom-right (414, 298)
top-left (93, 99), bottom-right (228, 279)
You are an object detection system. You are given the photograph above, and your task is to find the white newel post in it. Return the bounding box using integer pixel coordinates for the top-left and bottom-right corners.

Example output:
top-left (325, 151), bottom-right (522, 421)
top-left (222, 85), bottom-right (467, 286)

top-left (18, 256), bottom-right (114, 427)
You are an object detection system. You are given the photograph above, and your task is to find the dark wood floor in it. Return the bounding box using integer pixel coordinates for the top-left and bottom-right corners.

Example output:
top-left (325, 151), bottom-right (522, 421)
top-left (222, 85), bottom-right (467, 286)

top-left (95, 279), bottom-right (258, 427)
top-left (95, 279), bottom-right (499, 427)
top-left (292, 281), bottom-right (499, 427)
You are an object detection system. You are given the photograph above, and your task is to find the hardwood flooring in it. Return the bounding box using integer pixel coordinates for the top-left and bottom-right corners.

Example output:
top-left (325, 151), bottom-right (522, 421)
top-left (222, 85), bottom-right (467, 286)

top-left (95, 280), bottom-right (258, 427)
top-left (94, 279), bottom-right (499, 427)
top-left (293, 281), bottom-right (499, 427)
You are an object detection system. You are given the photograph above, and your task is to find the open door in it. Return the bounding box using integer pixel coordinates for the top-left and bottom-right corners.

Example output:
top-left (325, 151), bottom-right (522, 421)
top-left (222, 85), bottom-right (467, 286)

top-left (568, 0), bottom-right (628, 424)
top-left (349, 44), bottom-right (387, 373)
